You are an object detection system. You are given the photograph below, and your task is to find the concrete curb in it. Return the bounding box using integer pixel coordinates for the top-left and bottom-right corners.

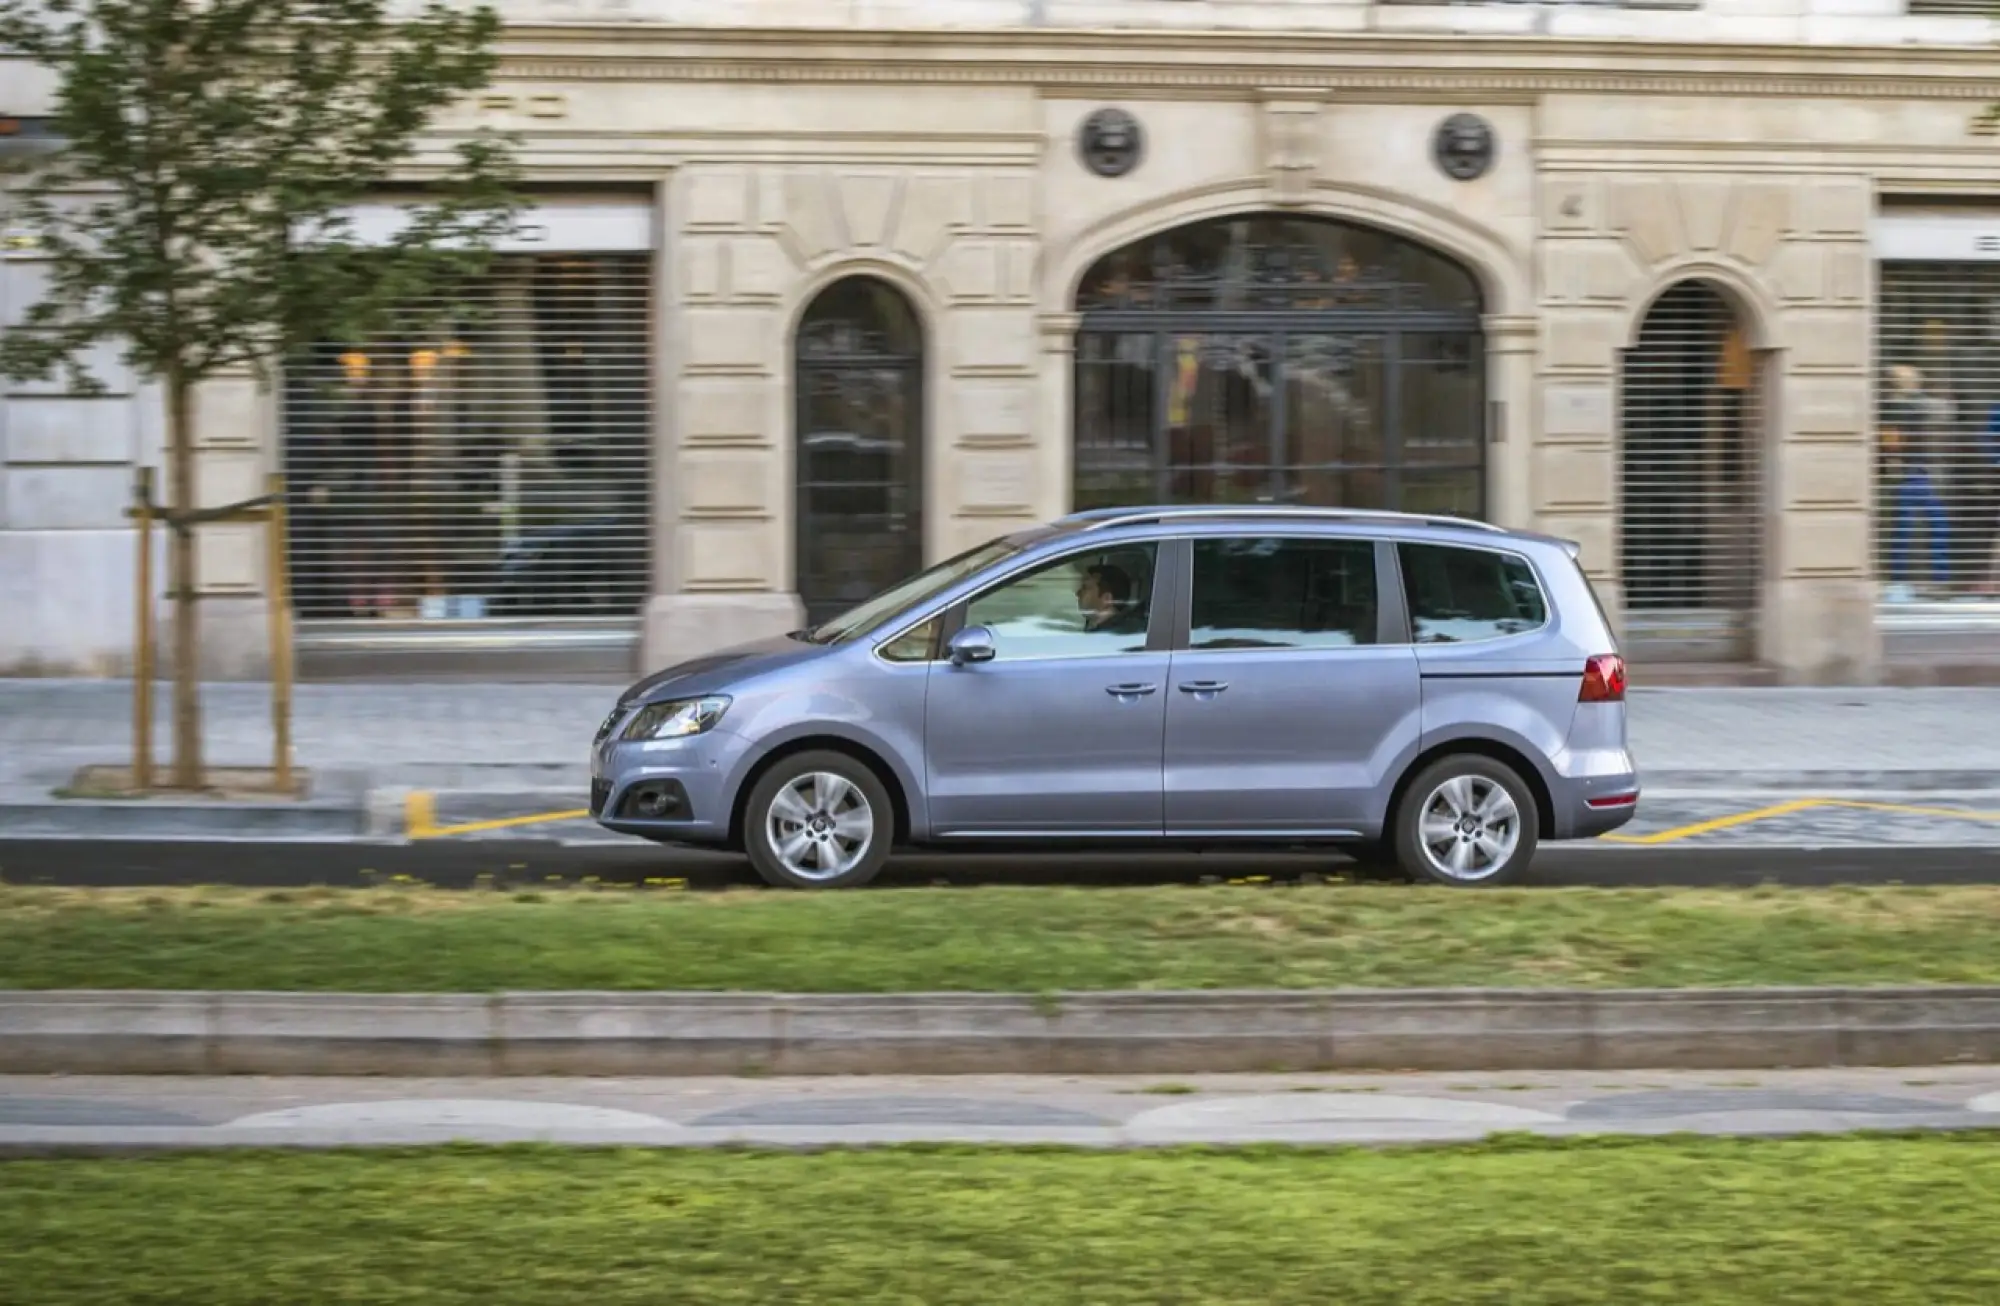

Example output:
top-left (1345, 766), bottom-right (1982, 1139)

top-left (4, 986), bottom-right (1997, 1077)
top-left (0, 768), bottom-right (374, 839)
top-left (0, 803), bottom-right (372, 839)
top-left (4, 1119), bottom-right (1997, 1158)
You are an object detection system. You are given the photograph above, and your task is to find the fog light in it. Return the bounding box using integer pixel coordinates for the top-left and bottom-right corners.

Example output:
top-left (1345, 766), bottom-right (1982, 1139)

top-left (617, 779), bottom-right (690, 822)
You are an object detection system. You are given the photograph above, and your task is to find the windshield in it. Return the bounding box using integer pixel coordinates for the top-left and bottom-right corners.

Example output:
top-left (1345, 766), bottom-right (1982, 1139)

top-left (804, 534), bottom-right (1032, 645)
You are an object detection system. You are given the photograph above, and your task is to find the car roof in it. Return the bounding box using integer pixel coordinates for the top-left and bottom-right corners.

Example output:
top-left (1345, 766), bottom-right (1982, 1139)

top-left (1049, 505), bottom-right (1580, 557)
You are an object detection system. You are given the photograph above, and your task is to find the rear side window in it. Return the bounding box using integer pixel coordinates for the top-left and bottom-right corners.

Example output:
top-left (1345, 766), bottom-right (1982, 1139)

top-left (1189, 537), bottom-right (1379, 650)
top-left (1397, 542), bottom-right (1547, 644)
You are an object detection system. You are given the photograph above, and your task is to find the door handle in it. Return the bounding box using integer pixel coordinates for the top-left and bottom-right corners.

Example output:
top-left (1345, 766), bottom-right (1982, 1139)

top-left (1105, 682), bottom-right (1159, 698)
top-left (1178, 680), bottom-right (1230, 694)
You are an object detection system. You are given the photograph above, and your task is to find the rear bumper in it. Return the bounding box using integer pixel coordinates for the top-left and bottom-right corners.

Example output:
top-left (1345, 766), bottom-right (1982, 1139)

top-left (1548, 762), bottom-right (1641, 840)
top-left (1561, 787), bottom-right (1641, 839)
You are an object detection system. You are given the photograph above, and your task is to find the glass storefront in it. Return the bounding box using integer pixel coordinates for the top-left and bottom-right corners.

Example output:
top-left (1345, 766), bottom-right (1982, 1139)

top-left (1875, 262), bottom-right (2000, 610)
top-left (1071, 214), bottom-right (1486, 517)
top-left (282, 253), bottom-right (652, 626)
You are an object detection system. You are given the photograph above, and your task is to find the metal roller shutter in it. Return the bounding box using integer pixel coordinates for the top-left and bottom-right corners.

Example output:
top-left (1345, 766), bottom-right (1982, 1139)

top-left (1874, 264), bottom-right (2000, 610)
top-left (282, 252), bottom-right (653, 633)
top-left (1617, 279), bottom-right (1766, 659)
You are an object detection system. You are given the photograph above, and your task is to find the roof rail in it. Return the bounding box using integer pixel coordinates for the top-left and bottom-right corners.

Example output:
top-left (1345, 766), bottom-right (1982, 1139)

top-left (1067, 505), bottom-right (1509, 535)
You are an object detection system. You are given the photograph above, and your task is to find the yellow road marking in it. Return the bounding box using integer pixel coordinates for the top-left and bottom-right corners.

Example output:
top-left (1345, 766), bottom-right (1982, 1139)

top-left (404, 790), bottom-right (437, 839)
top-left (416, 808), bottom-right (593, 839)
top-left (1599, 795), bottom-right (2000, 845)
top-left (1598, 798), bottom-right (1829, 846)
top-left (1820, 798), bottom-right (2000, 822)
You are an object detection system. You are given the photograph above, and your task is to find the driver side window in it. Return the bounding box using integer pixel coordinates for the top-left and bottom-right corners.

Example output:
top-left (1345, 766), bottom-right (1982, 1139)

top-left (963, 542), bottom-right (1159, 661)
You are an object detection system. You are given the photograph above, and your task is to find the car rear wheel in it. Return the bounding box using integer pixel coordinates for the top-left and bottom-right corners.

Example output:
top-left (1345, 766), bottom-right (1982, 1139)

top-left (1393, 755), bottom-right (1539, 888)
top-left (744, 751), bottom-right (893, 890)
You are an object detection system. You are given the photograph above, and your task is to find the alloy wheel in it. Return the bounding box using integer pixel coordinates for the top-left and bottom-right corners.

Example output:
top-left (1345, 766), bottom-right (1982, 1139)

top-left (1415, 773), bottom-right (1522, 882)
top-left (765, 770), bottom-right (877, 882)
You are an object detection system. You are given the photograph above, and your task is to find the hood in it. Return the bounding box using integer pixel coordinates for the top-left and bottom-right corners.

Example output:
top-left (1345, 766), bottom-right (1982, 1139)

top-left (621, 633), bottom-right (822, 704)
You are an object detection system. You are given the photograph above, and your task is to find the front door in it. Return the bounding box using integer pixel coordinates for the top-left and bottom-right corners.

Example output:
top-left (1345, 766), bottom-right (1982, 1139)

top-left (924, 540), bottom-right (1168, 835)
top-left (1163, 535), bottom-right (1421, 834)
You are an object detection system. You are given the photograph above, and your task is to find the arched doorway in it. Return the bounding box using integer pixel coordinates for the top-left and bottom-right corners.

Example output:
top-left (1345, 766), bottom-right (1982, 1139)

top-left (793, 276), bottom-right (925, 625)
top-left (1071, 213), bottom-right (1486, 516)
top-left (1618, 279), bottom-right (1765, 660)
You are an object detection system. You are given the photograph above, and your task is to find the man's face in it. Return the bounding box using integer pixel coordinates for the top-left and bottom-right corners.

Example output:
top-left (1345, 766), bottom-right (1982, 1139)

top-left (1075, 571), bottom-right (1105, 614)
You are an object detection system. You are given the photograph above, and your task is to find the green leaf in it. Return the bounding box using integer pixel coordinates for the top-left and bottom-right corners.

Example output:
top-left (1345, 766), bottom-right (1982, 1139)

top-left (0, 0), bottom-right (521, 394)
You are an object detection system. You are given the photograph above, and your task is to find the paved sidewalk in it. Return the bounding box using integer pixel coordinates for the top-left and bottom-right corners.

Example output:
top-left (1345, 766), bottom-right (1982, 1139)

top-left (3, 679), bottom-right (1999, 782)
top-left (2, 1066), bottom-right (1995, 1152)
top-left (5, 680), bottom-right (2000, 838)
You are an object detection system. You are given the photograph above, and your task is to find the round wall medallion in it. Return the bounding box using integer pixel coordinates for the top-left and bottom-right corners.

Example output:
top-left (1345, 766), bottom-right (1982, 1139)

top-left (1079, 107), bottom-right (1144, 179)
top-left (1433, 113), bottom-right (1497, 182)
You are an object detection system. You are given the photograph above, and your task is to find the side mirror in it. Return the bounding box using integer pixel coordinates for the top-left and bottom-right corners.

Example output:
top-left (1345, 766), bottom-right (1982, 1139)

top-left (946, 625), bottom-right (998, 667)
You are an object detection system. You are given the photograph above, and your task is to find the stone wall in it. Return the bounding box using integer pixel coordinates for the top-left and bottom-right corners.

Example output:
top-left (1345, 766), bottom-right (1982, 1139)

top-left (12, 27), bottom-right (2000, 679)
top-left (633, 84), bottom-right (1049, 663)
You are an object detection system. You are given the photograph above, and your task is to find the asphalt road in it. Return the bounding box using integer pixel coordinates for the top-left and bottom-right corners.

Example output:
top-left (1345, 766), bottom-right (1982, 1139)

top-left (1, 837), bottom-right (1996, 890)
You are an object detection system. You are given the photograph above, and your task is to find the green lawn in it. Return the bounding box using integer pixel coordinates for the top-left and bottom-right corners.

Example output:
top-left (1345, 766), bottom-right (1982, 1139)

top-left (2, 1136), bottom-right (1996, 1304)
top-left (1, 882), bottom-right (1996, 992)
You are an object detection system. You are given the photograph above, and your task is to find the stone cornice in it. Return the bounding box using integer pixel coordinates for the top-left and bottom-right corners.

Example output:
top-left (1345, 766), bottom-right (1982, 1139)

top-left (488, 27), bottom-right (2000, 99)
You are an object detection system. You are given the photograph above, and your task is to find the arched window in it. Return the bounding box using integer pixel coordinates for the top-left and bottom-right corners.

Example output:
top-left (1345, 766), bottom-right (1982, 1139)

top-left (794, 277), bottom-right (925, 625)
top-left (1618, 279), bottom-right (1765, 656)
top-left (1072, 213), bottom-right (1486, 517)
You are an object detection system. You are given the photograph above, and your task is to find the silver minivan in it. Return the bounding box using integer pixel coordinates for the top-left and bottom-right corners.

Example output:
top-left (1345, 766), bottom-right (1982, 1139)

top-left (591, 506), bottom-right (1639, 888)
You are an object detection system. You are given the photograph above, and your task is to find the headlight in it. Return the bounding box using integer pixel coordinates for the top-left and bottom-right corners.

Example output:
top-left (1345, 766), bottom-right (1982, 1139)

top-left (620, 696), bottom-right (731, 741)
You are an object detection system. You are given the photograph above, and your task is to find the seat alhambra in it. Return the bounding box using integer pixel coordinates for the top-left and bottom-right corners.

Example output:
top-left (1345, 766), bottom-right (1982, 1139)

top-left (590, 505), bottom-right (1639, 888)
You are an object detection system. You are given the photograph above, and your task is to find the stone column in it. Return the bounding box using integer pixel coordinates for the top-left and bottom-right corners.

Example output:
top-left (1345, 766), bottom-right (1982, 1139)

top-left (1531, 320), bottom-right (1625, 635)
top-left (1743, 176), bottom-right (1878, 682)
top-left (1036, 312), bottom-right (1081, 521)
top-left (646, 172), bottom-right (680, 603)
top-left (641, 166), bottom-right (803, 670)
top-left (1480, 313), bottom-right (1539, 531)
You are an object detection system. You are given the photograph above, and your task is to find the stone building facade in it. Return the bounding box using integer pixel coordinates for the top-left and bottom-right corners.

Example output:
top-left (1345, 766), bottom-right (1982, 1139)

top-left (5, 1), bottom-right (2000, 683)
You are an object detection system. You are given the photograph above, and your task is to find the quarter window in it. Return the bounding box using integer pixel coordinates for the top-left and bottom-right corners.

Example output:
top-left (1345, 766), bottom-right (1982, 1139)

top-left (1397, 542), bottom-right (1547, 644)
top-left (1188, 537), bottom-right (1379, 650)
top-left (878, 616), bottom-right (940, 663)
top-left (963, 543), bottom-right (1159, 660)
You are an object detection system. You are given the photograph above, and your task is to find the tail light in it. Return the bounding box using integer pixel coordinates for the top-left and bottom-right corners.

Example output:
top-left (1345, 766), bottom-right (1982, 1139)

top-left (1579, 653), bottom-right (1626, 703)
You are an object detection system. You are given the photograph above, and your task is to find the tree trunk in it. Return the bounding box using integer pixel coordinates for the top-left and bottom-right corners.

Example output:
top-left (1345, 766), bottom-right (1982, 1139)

top-left (165, 370), bottom-right (204, 789)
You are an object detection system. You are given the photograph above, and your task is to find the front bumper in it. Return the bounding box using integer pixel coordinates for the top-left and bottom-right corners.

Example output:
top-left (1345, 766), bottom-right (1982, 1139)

top-left (590, 709), bottom-right (749, 842)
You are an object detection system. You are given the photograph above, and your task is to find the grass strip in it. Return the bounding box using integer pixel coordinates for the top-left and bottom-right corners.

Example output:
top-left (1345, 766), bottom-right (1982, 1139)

top-left (1, 882), bottom-right (1997, 993)
top-left (3, 1135), bottom-right (1998, 1304)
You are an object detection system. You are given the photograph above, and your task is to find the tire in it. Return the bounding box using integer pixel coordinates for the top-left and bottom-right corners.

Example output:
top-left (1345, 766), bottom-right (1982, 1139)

top-left (1392, 754), bottom-right (1540, 888)
top-left (742, 750), bottom-right (894, 890)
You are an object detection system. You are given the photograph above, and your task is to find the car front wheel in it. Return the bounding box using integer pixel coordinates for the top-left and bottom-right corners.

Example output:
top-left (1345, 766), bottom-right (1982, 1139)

top-left (744, 751), bottom-right (893, 890)
top-left (1393, 755), bottom-right (1539, 888)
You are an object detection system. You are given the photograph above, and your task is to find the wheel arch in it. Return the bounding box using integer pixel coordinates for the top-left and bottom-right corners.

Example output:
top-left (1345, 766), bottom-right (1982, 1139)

top-left (1384, 737), bottom-right (1556, 843)
top-left (727, 734), bottom-right (915, 853)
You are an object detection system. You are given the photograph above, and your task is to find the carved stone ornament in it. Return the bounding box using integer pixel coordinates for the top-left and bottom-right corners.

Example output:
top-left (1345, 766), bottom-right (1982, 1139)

top-left (1262, 99), bottom-right (1323, 207)
top-left (1432, 112), bottom-right (1497, 183)
top-left (1078, 107), bottom-right (1143, 179)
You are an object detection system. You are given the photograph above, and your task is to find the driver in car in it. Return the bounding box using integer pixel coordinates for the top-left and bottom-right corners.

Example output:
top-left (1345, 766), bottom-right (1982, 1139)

top-left (1075, 562), bottom-right (1147, 636)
